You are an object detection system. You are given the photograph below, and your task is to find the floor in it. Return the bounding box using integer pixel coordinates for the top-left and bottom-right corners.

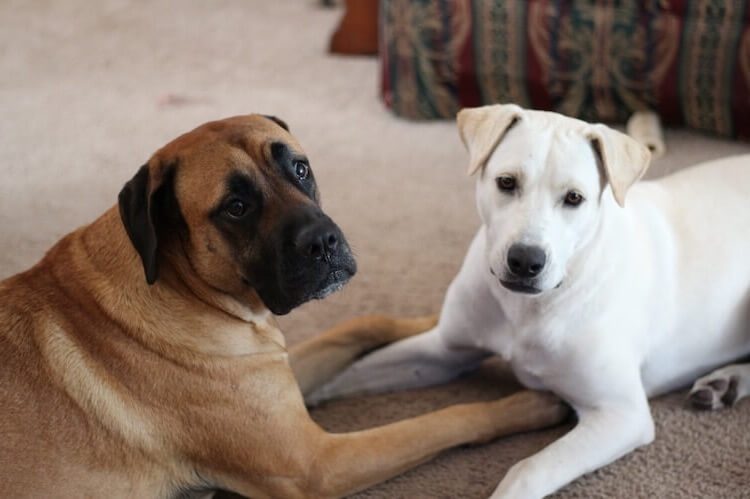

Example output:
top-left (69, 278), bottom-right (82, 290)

top-left (1, 1), bottom-right (749, 497)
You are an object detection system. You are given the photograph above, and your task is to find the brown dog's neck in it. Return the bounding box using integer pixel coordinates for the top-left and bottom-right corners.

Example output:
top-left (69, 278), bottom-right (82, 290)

top-left (159, 236), bottom-right (269, 324)
top-left (156, 241), bottom-right (288, 353)
top-left (43, 207), bottom-right (286, 359)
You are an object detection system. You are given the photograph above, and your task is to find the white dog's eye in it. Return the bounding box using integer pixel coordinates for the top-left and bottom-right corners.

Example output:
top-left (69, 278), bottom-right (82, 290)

top-left (496, 175), bottom-right (517, 193)
top-left (564, 190), bottom-right (585, 207)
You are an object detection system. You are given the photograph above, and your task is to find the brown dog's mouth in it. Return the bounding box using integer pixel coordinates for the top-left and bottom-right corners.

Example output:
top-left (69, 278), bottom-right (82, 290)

top-left (311, 268), bottom-right (354, 300)
top-left (259, 263), bottom-right (356, 315)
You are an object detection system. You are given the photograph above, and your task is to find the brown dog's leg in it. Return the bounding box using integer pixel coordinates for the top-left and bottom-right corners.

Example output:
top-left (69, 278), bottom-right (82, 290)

top-left (307, 391), bottom-right (567, 497)
top-left (289, 315), bottom-right (437, 396)
top-left (216, 390), bottom-right (567, 498)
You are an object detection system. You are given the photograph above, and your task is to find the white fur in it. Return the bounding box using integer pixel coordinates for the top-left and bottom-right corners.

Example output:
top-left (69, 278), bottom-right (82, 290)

top-left (308, 108), bottom-right (750, 498)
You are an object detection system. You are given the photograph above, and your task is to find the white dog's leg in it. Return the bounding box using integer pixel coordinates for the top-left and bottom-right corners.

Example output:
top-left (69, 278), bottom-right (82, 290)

top-left (689, 363), bottom-right (750, 410)
top-left (490, 400), bottom-right (654, 499)
top-left (305, 327), bottom-right (490, 405)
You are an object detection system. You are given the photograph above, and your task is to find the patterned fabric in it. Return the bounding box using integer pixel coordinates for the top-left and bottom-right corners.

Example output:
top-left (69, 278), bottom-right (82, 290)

top-left (380, 0), bottom-right (750, 140)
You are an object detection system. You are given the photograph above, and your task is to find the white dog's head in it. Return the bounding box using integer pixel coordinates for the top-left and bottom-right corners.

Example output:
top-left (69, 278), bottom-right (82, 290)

top-left (458, 104), bottom-right (651, 295)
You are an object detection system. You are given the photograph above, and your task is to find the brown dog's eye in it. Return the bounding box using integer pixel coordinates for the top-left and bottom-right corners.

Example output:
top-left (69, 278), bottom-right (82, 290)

top-left (225, 200), bottom-right (247, 218)
top-left (294, 161), bottom-right (309, 180)
top-left (496, 175), bottom-right (516, 193)
top-left (564, 191), bottom-right (585, 207)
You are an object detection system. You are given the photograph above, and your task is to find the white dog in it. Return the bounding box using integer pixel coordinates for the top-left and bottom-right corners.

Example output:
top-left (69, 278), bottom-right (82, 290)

top-left (308, 104), bottom-right (750, 497)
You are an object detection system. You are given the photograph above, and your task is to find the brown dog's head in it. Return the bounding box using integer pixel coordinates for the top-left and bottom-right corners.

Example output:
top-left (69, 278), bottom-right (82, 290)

top-left (117, 115), bottom-right (356, 315)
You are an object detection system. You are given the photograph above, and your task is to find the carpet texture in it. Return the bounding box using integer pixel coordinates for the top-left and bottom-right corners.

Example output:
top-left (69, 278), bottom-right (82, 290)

top-left (1, 1), bottom-right (749, 497)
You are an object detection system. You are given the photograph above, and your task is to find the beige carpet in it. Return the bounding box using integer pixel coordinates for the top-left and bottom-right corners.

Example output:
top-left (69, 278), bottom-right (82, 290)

top-left (1, 1), bottom-right (749, 497)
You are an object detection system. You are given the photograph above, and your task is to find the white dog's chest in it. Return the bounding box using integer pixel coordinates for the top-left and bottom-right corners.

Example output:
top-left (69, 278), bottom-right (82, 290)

top-left (482, 300), bottom-right (626, 403)
top-left (497, 333), bottom-right (633, 406)
top-left (486, 320), bottom-right (569, 392)
top-left (509, 356), bottom-right (548, 391)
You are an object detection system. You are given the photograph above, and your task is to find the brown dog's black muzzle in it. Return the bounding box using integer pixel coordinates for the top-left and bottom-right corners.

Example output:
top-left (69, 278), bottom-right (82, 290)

top-left (256, 206), bottom-right (356, 315)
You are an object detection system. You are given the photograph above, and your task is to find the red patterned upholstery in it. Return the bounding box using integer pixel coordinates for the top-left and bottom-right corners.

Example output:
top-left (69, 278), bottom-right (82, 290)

top-left (381, 0), bottom-right (750, 140)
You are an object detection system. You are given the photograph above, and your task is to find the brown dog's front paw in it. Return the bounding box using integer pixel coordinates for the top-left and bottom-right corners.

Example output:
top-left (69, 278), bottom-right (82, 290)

top-left (477, 390), bottom-right (569, 443)
top-left (510, 390), bottom-right (571, 427)
top-left (374, 314), bottom-right (439, 344)
top-left (394, 314), bottom-right (439, 336)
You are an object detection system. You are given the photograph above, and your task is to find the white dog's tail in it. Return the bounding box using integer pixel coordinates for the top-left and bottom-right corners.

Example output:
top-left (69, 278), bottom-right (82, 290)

top-left (627, 111), bottom-right (666, 158)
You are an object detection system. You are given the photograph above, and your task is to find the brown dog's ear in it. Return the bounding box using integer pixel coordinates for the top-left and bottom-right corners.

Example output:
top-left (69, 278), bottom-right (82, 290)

top-left (262, 115), bottom-right (289, 132)
top-left (457, 104), bottom-right (523, 176)
top-left (586, 124), bottom-right (651, 207)
top-left (118, 161), bottom-right (173, 284)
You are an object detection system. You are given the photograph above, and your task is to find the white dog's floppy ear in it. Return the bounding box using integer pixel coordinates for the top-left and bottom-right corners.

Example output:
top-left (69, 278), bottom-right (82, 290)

top-left (457, 104), bottom-right (523, 176)
top-left (586, 124), bottom-right (651, 207)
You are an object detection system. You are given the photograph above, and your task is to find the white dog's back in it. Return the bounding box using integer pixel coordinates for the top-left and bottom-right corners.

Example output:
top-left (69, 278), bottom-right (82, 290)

top-left (639, 155), bottom-right (750, 394)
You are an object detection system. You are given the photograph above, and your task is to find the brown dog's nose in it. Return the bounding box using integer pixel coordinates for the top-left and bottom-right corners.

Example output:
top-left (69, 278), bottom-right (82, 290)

top-left (295, 221), bottom-right (340, 261)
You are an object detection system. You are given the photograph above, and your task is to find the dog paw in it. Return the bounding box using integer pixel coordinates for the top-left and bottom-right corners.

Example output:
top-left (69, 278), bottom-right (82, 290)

top-left (304, 391), bottom-right (326, 408)
top-left (305, 379), bottom-right (342, 407)
top-left (688, 368), bottom-right (741, 410)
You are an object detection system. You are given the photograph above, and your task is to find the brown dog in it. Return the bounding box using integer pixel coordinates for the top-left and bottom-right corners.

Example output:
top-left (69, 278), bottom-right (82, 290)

top-left (0, 115), bottom-right (567, 498)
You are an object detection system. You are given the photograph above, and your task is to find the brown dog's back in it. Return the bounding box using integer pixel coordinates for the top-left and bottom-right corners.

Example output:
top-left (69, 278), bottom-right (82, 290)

top-left (0, 245), bottom-right (172, 497)
top-left (0, 272), bottom-right (87, 494)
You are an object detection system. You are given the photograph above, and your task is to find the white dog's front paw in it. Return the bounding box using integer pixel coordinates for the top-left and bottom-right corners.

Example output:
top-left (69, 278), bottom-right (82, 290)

top-left (304, 374), bottom-right (350, 406)
top-left (304, 362), bottom-right (371, 406)
top-left (490, 460), bottom-right (542, 499)
top-left (304, 386), bottom-right (332, 407)
top-left (689, 364), bottom-right (749, 410)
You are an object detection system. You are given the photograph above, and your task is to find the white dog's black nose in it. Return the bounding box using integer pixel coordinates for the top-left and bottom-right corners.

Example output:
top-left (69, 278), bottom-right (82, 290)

top-left (507, 244), bottom-right (547, 278)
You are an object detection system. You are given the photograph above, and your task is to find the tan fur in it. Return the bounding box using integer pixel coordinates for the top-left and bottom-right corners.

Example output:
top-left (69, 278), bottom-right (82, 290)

top-left (585, 124), bottom-right (651, 206)
top-left (457, 104), bottom-right (523, 176)
top-left (0, 115), bottom-right (567, 498)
